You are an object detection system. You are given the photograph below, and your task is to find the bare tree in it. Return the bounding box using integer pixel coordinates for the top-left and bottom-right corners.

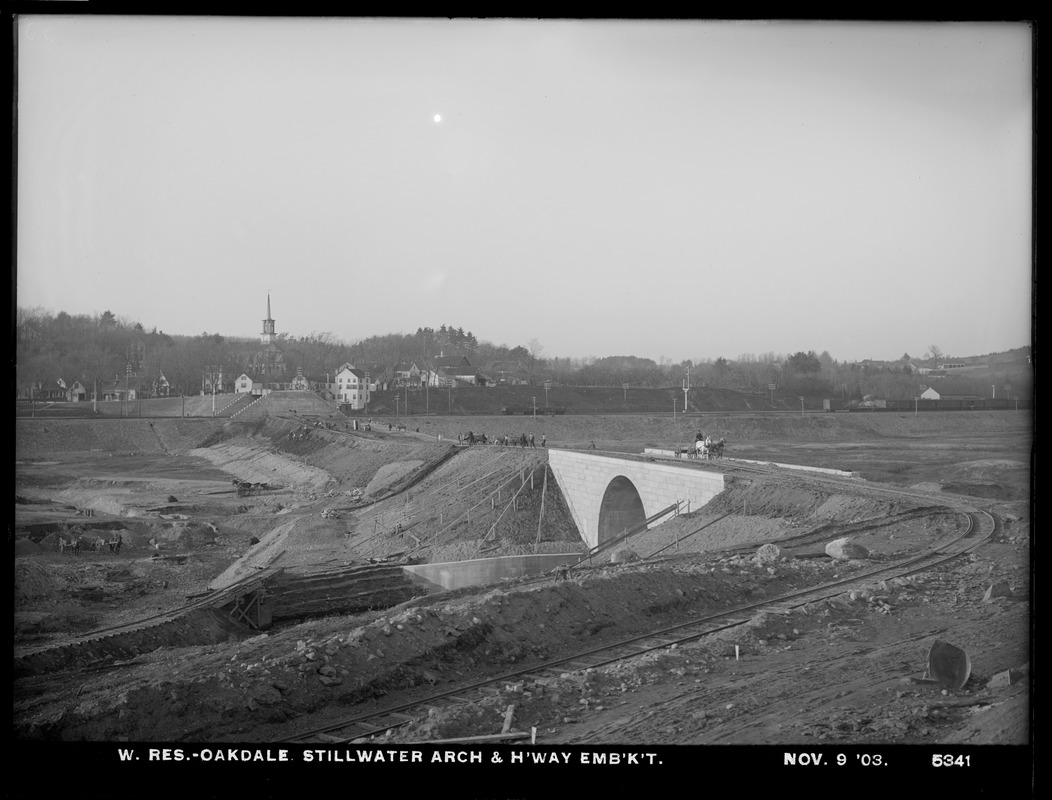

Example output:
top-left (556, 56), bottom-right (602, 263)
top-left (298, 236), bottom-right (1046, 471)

top-left (526, 338), bottom-right (545, 385)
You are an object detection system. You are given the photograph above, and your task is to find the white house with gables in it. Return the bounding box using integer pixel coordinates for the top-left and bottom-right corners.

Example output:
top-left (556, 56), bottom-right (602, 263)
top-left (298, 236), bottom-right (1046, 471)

top-left (235, 373), bottom-right (268, 398)
top-left (331, 363), bottom-right (370, 409)
top-left (289, 368), bottom-right (311, 391)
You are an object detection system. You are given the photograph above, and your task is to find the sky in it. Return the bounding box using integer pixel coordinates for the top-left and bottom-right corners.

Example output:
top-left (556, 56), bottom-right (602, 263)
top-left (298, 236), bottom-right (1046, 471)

top-left (17, 17), bottom-right (1033, 364)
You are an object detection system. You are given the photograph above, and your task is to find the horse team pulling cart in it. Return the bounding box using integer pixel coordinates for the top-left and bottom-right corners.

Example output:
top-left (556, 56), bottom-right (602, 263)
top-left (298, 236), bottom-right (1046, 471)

top-left (682, 433), bottom-right (725, 461)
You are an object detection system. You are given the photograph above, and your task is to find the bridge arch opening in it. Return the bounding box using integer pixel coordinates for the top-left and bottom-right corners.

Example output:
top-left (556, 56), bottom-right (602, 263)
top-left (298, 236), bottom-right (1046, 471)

top-left (597, 476), bottom-right (647, 546)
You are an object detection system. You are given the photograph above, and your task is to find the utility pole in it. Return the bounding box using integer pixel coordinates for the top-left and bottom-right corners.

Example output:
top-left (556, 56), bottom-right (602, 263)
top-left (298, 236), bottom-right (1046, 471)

top-left (683, 365), bottom-right (690, 416)
top-left (800, 396), bottom-right (805, 416)
top-left (532, 396), bottom-right (537, 418)
top-left (673, 397), bottom-right (677, 418)
top-left (125, 364), bottom-right (131, 418)
top-left (544, 380), bottom-right (551, 409)
top-left (365, 372), bottom-right (370, 416)
top-left (622, 382), bottom-right (628, 408)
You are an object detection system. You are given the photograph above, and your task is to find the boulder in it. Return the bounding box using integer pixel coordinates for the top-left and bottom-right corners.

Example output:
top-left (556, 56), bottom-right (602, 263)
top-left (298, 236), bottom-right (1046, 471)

top-left (610, 548), bottom-right (640, 564)
top-left (755, 544), bottom-right (781, 564)
top-left (983, 581), bottom-right (1013, 602)
top-left (825, 537), bottom-right (869, 560)
top-left (987, 667), bottom-right (1026, 690)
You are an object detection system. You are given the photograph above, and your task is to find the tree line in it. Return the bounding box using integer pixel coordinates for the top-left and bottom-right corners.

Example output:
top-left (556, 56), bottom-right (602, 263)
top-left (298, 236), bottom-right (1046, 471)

top-left (16, 306), bottom-right (1030, 401)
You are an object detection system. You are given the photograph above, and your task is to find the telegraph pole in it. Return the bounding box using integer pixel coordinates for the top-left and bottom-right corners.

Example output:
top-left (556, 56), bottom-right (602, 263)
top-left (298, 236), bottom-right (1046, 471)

top-left (683, 365), bottom-right (690, 415)
top-left (532, 396), bottom-right (537, 418)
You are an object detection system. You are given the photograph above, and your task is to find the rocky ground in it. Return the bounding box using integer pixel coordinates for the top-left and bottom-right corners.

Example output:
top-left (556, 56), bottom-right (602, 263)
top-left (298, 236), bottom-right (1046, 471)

top-left (13, 411), bottom-right (1031, 758)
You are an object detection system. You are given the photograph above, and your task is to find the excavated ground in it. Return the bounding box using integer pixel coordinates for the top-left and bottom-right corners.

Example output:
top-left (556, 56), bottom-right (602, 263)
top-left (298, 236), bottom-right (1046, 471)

top-left (13, 411), bottom-right (1031, 748)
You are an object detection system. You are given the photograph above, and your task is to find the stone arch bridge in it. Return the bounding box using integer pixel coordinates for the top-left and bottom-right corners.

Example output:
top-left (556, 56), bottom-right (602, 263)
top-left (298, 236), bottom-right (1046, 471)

top-left (547, 449), bottom-right (726, 550)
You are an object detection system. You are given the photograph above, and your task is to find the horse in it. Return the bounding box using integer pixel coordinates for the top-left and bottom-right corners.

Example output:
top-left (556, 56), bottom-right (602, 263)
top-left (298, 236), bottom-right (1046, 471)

top-left (693, 440), bottom-right (708, 460)
top-left (59, 538), bottom-right (81, 556)
top-left (713, 438), bottom-right (726, 459)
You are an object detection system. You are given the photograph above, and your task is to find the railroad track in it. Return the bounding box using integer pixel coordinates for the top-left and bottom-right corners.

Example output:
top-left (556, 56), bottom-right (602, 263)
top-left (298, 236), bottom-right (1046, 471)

top-left (280, 508), bottom-right (997, 744)
top-left (14, 568), bottom-right (279, 667)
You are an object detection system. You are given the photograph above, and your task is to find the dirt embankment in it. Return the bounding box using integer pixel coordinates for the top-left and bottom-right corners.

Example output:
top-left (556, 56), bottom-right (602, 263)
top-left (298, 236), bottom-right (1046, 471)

top-left (14, 411), bottom-right (1031, 748)
top-left (13, 556), bottom-right (832, 741)
top-left (16, 418), bottom-right (227, 459)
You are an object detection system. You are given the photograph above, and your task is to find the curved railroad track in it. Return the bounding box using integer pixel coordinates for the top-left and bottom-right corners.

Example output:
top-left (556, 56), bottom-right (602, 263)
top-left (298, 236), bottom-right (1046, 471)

top-left (13, 566), bottom-right (280, 670)
top-left (279, 507), bottom-right (997, 744)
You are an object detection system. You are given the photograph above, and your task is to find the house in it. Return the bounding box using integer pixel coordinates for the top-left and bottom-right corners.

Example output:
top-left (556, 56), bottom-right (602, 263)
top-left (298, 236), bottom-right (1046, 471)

top-left (289, 368), bottom-right (311, 391)
top-left (332, 363), bottom-right (370, 409)
top-left (35, 378), bottom-right (71, 401)
top-left (360, 364), bottom-right (393, 391)
top-left (96, 375), bottom-right (143, 402)
top-left (434, 368), bottom-right (459, 388)
top-left (433, 355), bottom-right (472, 371)
top-left (153, 372), bottom-right (171, 398)
top-left (68, 380), bottom-right (87, 402)
top-left (437, 366), bottom-right (489, 387)
top-left (920, 387), bottom-right (941, 400)
top-left (420, 368), bottom-right (442, 388)
top-left (487, 360), bottom-right (529, 385)
top-left (393, 362), bottom-right (421, 388)
top-left (235, 373), bottom-right (267, 397)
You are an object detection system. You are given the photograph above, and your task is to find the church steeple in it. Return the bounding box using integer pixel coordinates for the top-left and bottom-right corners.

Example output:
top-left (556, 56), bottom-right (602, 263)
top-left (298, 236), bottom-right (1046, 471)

top-left (261, 294), bottom-right (277, 345)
